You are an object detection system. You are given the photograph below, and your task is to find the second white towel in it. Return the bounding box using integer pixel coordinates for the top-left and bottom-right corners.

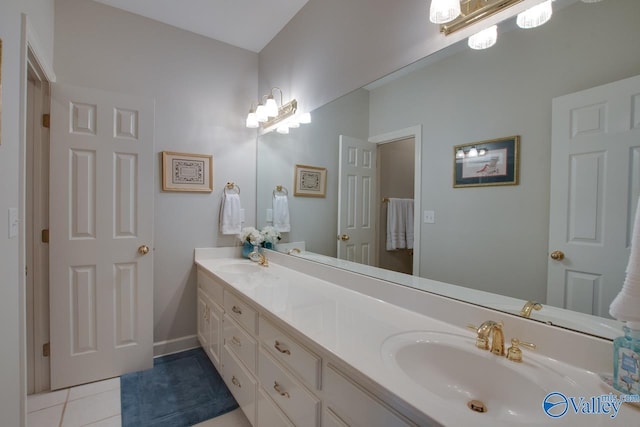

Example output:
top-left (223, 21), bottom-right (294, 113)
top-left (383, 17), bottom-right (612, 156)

top-left (219, 193), bottom-right (242, 235)
top-left (386, 198), bottom-right (414, 251)
top-left (273, 194), bottom-right (291, 232)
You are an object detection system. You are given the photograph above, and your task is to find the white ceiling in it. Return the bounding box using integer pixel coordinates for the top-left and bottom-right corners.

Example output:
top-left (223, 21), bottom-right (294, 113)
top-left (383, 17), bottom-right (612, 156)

top-left (93, 0), bottom-right (311, 53)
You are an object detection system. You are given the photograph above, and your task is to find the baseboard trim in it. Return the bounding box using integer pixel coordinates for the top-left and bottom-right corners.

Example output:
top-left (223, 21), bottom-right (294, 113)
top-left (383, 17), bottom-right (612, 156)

top-left (153, 335), bottom-right (200, 358)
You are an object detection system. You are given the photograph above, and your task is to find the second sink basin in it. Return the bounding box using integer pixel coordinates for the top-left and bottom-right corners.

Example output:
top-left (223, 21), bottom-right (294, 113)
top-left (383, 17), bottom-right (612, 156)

top-left (381, 331), bottom-right (579, 424)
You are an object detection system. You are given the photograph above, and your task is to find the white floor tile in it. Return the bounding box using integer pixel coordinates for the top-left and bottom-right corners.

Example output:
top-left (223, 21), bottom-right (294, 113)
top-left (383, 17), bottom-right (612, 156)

top-left (27, 389), bottom-right (69, 413)
top-left (68, 378), bottom-right (120, 401)
top-left (27, 404), bottom-right (64, 427)
top-left (192, 408), bottom-right (252, 427)
top-left (61, 388), bottom-right (120, 427)
top-left (83, 414), bottom-right (122, 427)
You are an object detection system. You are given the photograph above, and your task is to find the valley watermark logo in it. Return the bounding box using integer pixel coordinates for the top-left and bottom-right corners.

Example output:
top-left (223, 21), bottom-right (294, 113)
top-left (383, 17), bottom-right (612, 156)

top-left (543, 392), bottom-right (640, 419)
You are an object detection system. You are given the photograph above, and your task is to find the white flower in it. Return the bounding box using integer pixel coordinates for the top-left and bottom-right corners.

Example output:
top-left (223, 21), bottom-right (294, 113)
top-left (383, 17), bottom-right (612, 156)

top-left (239, 227), bottom-right (264, 245)
top-left (260, 226), bottom-right (281, 244)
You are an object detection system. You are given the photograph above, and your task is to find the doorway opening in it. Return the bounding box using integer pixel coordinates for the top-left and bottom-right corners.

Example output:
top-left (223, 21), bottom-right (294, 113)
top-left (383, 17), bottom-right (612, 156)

top-left (376, 137), bottom-right (415, 275)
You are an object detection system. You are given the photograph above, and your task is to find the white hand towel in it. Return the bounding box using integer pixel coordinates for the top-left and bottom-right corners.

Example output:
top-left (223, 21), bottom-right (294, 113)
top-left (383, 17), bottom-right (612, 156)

top-left (386, 198), bottom-right (407, 251)
top-left (219, 193), bottom-right (242, 235)
top-left (610, 197), bottom-right (640, 328)
top-left (273, 194), bottom-right (291, 232)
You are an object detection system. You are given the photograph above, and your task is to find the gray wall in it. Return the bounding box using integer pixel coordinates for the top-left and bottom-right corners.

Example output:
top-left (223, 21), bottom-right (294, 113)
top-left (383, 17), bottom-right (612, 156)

top-left (0, 0), bottom-right (55, 423)
top-left (369, 1), bottom-right (640, 299)
top-left (258, 0), bottom-right (546, 115)
top-left (54, 0), bottom-right (258, 345)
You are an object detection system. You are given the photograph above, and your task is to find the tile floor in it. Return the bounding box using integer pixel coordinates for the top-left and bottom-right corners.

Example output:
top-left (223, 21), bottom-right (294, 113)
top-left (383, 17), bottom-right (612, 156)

top-left (27, 377), bottom-right (251, 427)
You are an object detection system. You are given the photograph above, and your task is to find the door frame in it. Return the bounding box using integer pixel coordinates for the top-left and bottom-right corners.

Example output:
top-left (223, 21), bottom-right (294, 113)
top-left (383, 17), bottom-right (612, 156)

top-left (369, 125), bottom-right (422, 276)
top-left (26, 48), bottom-right (51, 394)
top-left (19, 12), bottom-right (57, 412)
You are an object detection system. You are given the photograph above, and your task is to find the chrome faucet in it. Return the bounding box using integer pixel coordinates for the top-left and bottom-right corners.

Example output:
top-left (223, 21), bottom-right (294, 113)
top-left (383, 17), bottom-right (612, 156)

top-left (473, 320), bottom-right (505, 356)
top-left (520, 301), bottom-right (542, 318)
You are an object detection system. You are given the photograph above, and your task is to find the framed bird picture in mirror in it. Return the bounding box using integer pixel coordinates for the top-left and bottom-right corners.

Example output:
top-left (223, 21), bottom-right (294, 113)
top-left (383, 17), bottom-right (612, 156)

top-left (453, 136), bottom-right (520, 188)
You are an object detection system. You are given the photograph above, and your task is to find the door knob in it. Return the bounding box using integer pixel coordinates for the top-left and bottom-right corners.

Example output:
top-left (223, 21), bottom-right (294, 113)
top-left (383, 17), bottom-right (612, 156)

top-left (337, 234), bottom-right (350, 241)
top-left (550, 250), bottom-right (565, 261)
top-left (138, 245), bottom-right (150, 255)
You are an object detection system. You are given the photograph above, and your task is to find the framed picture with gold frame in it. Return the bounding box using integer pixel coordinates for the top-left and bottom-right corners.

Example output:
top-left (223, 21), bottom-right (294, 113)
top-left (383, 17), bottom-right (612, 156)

top-left (161, 151), bottom-right (213, 192)
top-left (294, 164), bottom-right (327, 197)
top-left (453, 136), bottom-right (520, 188)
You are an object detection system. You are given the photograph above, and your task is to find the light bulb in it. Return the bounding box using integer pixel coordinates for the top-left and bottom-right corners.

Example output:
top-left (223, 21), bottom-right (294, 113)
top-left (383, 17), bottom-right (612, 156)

top-left (298, 112), bottom-right (311, 124)
top-left (468, 25), bottom-right (498, 50)
top-left (255, 104), bottom-right (268, 122)
top-left (517, 0), bottom-right (553, 29)
top-left (245, 112), bottom-right (259, 128)
top-left (277, 124), bottom-right (290, 134)
top-left (478, 148), bottom-right (487, 156)
top-left (429, 0), bottom-right (461, 24)
top-left (468, 146), bottom-right (479, 157)
top-left (265, 96), bottom-right (278, 117)
top-left (456, 148), bottom-right (465, 159)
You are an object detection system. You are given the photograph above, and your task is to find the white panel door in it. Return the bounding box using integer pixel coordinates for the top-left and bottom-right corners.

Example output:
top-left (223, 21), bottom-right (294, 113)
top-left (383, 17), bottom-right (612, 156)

top-left (338, 135), bottom-right (376, 264)
top-left (548, 74), bottom-right (640, 317)
top-left (49, 83), bottom-right (154, 389)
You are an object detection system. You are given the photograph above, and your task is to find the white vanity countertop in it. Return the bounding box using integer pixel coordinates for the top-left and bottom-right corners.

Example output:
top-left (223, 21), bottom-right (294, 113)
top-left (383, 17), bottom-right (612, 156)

top-left (195, 249), bottom-right (637, 426)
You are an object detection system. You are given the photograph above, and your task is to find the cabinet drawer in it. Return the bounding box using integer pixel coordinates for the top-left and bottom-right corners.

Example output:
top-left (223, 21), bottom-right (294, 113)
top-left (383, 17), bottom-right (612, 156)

top-left (324, 364), bottom-right (414, 427)
top-left (224, 314), bottom-right (257, 373)
top-left (224, 290), bottom-right (257, 334)
top-left (257, 389), bottom-right (295, 427)
top-left (260, 317), bottom-right (321, 389)
top-left (259, 348), bottom-right (320, 427)
top-left (323, 409), bottom-right (349, 427)
top-left (222, 346), bottom-right (257, 426)
top-left (198, 268), bottom-right (223, 305)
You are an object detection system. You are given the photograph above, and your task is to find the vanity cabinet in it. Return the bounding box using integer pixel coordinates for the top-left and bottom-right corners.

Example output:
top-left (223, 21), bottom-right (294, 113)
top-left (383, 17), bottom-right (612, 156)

top-left (196, 264), bottom-right (422, 427)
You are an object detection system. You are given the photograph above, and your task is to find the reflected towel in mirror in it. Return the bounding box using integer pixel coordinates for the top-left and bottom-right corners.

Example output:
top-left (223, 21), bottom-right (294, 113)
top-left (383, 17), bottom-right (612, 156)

top-left (386, 198), bottom-right (414, 251)
top-left (273, 194), bottom-right (291, 232)
top-left (219, 193), bottom-right (242, 235)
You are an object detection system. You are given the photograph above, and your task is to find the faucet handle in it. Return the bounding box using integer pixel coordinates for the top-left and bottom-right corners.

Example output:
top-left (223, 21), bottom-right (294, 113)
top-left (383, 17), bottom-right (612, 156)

top-left (506, 338), bottom-right (536, 362)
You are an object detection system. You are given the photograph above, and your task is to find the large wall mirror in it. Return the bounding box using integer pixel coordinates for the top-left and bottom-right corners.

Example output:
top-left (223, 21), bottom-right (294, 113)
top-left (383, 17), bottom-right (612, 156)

top-left (257, 0), bottom-right (640, 340)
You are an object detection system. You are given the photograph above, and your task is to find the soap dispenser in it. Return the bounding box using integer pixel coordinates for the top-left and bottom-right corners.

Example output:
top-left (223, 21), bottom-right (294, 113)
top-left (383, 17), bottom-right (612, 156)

top-left (613, 322), bottom-right (640, 395)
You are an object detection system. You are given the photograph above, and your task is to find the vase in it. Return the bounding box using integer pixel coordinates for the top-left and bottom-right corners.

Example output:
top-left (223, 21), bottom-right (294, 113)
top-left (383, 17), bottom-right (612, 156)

top-left (264, 242), bottom-right (273, 250)
top-left (241, 242), bottom-right (254, 258)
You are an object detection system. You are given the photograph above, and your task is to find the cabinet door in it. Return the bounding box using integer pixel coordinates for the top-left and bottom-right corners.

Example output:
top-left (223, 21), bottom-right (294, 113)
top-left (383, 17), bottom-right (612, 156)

top-left (197, 289), bottom-right (211, 351)
top-left (208, 301), bottom-right (223, 369)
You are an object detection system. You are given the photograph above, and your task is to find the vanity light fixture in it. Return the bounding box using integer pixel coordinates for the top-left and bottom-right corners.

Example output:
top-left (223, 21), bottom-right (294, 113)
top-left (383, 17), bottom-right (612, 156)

top-left (428, 1), bottom-right (567, 51)
top-left (456, 145), bottom-right (488, 158)
top-left (245, 87), bottom-right (312, 133)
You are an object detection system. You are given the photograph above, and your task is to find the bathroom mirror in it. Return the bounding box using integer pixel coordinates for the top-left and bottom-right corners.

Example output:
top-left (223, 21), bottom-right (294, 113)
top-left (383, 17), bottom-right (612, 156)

top-left (256, 0), bottom-right (640, 340)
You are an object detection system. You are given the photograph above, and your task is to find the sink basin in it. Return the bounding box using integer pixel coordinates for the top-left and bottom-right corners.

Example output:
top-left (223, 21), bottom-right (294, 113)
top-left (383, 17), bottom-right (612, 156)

top-left (381, 331), bottom-right (578, 424)
top-left (215, 262), bottom-right (262, 275)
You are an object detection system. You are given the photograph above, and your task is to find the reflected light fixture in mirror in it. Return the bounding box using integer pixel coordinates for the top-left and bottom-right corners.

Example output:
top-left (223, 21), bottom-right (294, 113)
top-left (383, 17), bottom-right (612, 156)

top-left (246, 87), bottom-right (311, 133)
top-left (429, 0), bottom-right (461, 23)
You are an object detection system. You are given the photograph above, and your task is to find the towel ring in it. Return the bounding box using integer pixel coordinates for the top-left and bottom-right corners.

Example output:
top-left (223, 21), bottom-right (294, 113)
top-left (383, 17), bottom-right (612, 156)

top-left (273, 185), bottom-right (288, 197)
top-left (225, 182), bottom-right (240, 195)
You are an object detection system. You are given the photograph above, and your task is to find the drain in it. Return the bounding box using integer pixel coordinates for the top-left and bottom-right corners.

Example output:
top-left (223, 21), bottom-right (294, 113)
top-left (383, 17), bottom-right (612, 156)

top-left (467, 400), bottom-right (488, 413)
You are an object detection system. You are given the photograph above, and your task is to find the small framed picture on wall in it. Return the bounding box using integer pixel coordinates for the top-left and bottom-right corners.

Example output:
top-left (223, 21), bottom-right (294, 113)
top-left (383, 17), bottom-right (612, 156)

top-left (294, 164), bottom-right (327, 197)
top-left (162, 151), bottom-right (213, 192)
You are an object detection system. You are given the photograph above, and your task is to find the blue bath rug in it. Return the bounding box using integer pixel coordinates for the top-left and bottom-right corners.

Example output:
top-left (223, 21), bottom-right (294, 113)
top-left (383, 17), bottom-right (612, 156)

top-left (120, 347), bottom-right (238, 427)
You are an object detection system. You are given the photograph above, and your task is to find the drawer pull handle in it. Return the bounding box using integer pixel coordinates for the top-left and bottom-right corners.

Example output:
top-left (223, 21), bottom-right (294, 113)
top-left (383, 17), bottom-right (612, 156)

top-left (231, 336), bottom-right (242, 347)
top-left (231, 376), bottom-right (241, 388)
top-left (232, 305), bottom-right (242, 315)
top-left (273, 382), bottom-right (290, 398)
top-left (274, 340), bottom-right (291, 355)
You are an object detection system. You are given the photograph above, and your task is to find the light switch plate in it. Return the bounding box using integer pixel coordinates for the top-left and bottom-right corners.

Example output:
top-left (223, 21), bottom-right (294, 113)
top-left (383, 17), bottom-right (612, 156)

top-left (266, 208), bottom-right (273, 222)
top-left (240, 208), bottom-right (246, 223)
top-left (8, 208), bottom-right (19, 238)
top-left (423, 210), bottom-right (435, 224)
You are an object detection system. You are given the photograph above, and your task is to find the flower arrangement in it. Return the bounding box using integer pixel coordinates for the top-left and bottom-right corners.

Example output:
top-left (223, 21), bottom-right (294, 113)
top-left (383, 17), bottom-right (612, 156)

top-left (260, 226), bottom-right (281, 247)
top-left (238, 226), bottom-right (281, 248)
top-left (239, 227), bottom-right (264, 246)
